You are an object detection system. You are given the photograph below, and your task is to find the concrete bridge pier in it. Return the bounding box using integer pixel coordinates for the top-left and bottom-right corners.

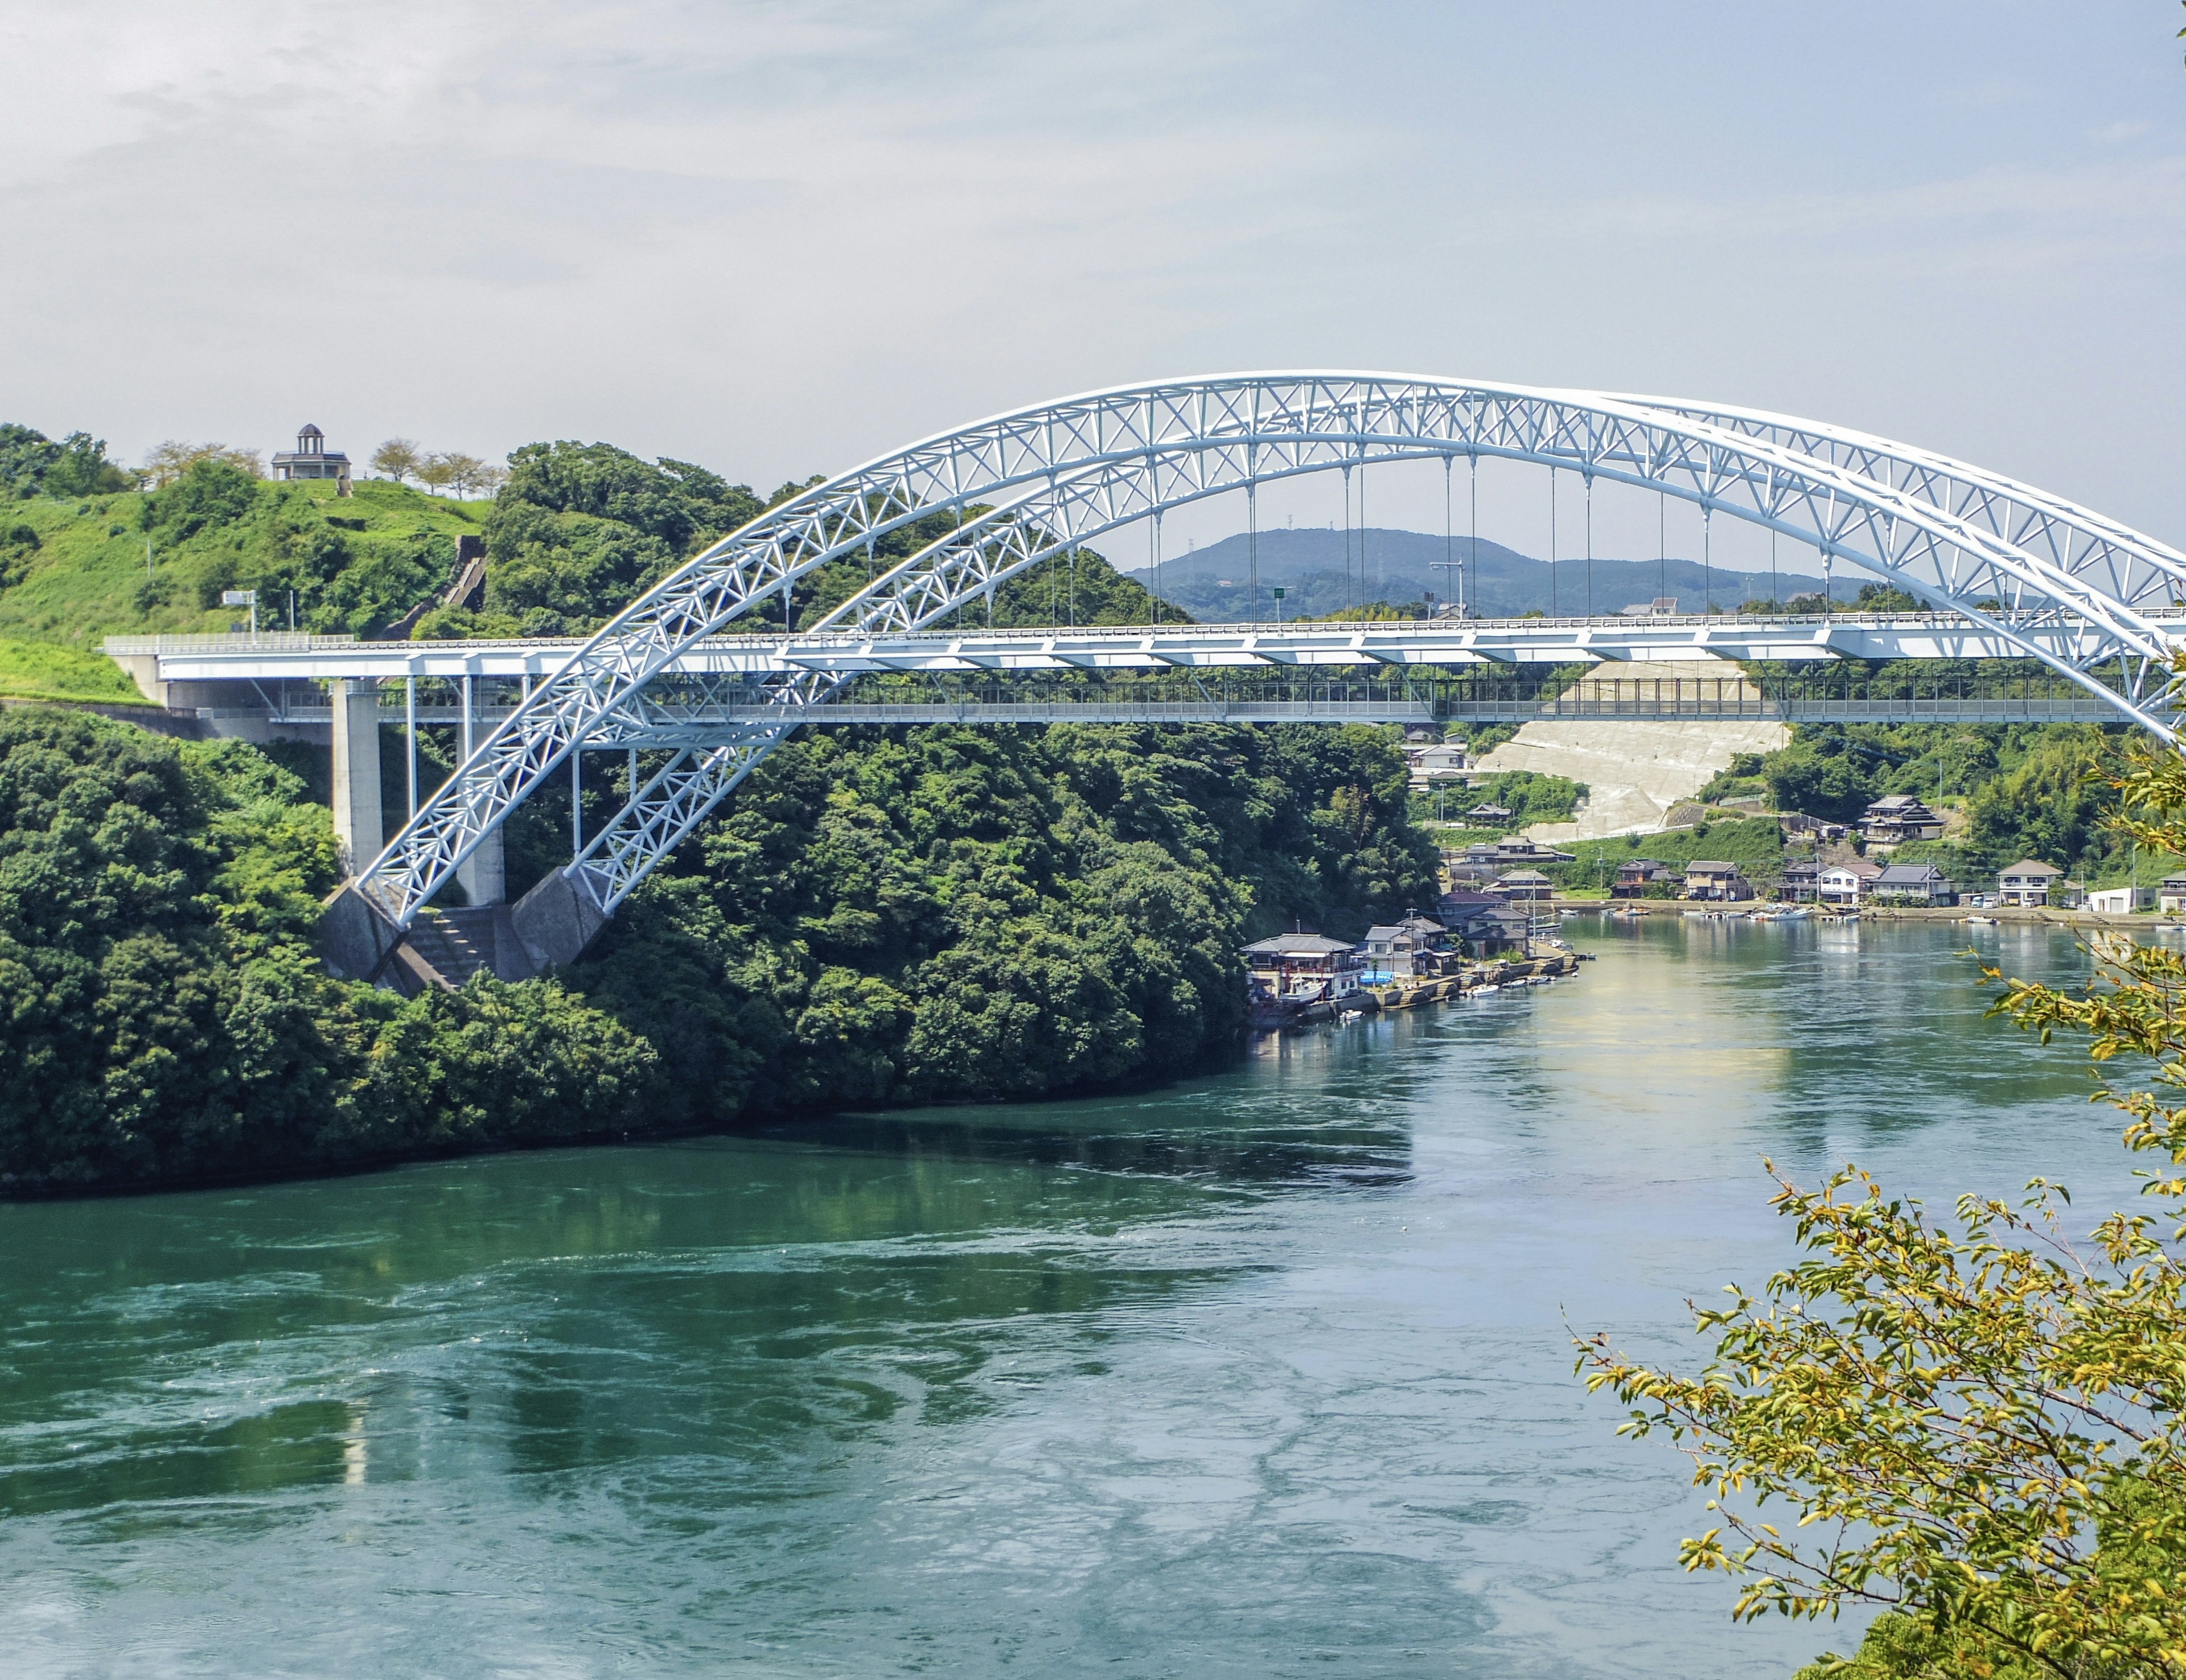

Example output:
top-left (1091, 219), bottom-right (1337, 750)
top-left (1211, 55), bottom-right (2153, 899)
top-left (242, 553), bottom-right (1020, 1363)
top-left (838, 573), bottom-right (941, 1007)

top-left (450, 677), bottom-right (506, 907)
top-left (457, 827), bottom-right (506, 906)
top-left (330, 678), bottom-right (382, 877)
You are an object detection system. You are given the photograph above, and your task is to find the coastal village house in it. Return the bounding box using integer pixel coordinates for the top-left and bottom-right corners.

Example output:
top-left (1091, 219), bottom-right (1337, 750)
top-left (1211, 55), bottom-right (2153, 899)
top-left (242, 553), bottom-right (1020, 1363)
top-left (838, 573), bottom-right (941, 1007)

top-left (1611, 858), bottom-right (1675, 897)
top-left (1445, 837), bottom-right (1575, 886)
top-left (1869, 862), bottom-right (1958, 907)
top-left (1490, 868), bottom-right (1556, 903)
top-left (1777, 858), bottom-right (1822, 902)
top-left (1818, 858), bottom-right (1883, 907)
top-left (2086, 885), bottom-right (2157, 914)
top-left (1461, 802), bottom-right (1513, 826)
top-left (1683, 860), bottom-right (1754, 902)
top-left (2162, 875), bottom-right (2186, 915)
top-left (1406, 744), bottom-right (1470, 789)
top-left (1858, 794), bottom-right (1946, 849)
top-left (1996, 859), bottom-right (2065, 908)
top-left (270, 423), bottom-right (352, 489)
top-left (1361, 911), bottom-right (1454, 978)
top-left (1240, 933), bottom-right (1367, 1005)
top-left (1436, 890), bottom-right (1529, 956)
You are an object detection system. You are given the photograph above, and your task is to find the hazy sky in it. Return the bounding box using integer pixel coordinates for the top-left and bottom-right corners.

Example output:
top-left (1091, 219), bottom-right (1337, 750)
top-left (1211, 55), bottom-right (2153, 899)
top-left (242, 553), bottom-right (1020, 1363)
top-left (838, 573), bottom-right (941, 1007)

top-left (4, 2), bottom-right (2182, 569)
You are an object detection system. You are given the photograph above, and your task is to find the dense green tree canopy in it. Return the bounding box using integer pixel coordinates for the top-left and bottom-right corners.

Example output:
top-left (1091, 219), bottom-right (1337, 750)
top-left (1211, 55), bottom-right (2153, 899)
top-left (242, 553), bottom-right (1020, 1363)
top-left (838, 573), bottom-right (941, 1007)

top-left (0, 710), bottom-right (655, 1191)
top-left (1, 425), bottom-right (134, 499)
top-left (565, 718), bottom-right (1437, 1127)
top-left (446, 441), bottom-right (770, 635)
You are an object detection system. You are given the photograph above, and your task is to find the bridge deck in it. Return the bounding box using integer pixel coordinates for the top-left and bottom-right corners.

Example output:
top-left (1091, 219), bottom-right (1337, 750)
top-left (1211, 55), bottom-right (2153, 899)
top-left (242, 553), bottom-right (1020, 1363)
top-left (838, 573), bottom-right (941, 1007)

top-left (105, 609), bottom-right (2185, 681)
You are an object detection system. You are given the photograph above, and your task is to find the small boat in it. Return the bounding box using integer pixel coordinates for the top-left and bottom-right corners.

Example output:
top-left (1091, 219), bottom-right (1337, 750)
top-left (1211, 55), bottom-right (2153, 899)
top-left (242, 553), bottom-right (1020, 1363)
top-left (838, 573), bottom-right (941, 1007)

top-left (1473, 983), bottom-right (1501, 995)
top-left (1963, 915), bottom-right (1998, 926)
top-left (1338, 1008), bottom-right (1365, 1023)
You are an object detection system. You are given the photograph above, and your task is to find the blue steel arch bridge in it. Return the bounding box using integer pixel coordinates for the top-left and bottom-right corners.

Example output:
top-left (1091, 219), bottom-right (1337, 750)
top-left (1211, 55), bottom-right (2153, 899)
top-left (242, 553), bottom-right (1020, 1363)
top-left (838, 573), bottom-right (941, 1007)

top-left (102, 374), bottom-right (2184, 987)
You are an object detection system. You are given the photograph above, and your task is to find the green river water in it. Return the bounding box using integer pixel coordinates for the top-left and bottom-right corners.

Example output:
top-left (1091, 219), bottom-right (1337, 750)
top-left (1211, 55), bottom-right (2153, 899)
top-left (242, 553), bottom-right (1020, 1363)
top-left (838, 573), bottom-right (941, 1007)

top-left (0, 920), bottom-right (2146, 1677)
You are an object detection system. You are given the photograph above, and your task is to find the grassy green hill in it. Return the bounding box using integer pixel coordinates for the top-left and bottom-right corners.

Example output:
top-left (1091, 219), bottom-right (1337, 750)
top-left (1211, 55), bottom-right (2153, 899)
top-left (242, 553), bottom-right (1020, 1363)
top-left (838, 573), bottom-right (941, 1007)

top-left (2, 464), bottom-right (492, 701)
top-left (1, 434), bottom-right (1172, 699)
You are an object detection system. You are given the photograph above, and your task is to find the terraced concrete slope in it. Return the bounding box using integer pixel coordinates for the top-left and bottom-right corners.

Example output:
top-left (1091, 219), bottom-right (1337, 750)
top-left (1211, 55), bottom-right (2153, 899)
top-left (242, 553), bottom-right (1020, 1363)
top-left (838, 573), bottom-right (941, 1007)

top-left (1469, 660), bottom-right (1789, 839)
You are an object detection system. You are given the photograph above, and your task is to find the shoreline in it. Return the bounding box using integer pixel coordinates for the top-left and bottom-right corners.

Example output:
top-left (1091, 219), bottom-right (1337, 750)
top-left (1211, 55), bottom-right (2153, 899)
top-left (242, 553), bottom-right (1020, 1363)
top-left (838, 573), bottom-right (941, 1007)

top-left (1550, 897), bottom-right (2167, 928)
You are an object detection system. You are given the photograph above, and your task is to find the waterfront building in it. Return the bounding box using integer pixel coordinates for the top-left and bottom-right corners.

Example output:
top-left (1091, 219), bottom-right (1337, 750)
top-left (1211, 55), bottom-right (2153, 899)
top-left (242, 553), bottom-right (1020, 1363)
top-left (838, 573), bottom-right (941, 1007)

top-left (1611, 858), bottom-right (1675, 897)
top-left (1817, 858), bottom-right (1884, 907)
top-left (1435, 889), bottom-right (1528, 956)
top-left (2085, 884), bottom-right (2156, 915)
top-left (1361, 911), bottom-right (1454, 978)
top-left (1777, 858), bottom-right (1822, 902)
top-left (2161, 875), bottom-right (2186, 914)
top-left (1240, 932), bottom-right (1366, 1004)
top-left (1858, 794), bottom-right (1946, 848)
top-left (1683, 860), bottom-right (1754, 902)
top-left (270, 423), bottom-right (352, 487)
top-left (1996, 858), bottom-right (2065, 908)
top-left (1869, 862), bottom-right (1958, 907)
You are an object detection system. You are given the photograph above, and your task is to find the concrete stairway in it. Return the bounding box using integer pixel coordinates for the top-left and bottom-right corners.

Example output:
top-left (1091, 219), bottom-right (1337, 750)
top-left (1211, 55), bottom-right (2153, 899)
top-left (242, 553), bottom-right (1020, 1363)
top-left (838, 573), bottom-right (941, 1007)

top-left (388, 907), bottom-right (539, 993)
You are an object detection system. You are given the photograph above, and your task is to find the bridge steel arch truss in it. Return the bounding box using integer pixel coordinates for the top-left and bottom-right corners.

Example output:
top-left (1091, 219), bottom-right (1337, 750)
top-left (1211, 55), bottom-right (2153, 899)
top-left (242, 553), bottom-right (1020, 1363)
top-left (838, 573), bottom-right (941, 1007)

top-left (323, 374), bottom-right (2186, 977)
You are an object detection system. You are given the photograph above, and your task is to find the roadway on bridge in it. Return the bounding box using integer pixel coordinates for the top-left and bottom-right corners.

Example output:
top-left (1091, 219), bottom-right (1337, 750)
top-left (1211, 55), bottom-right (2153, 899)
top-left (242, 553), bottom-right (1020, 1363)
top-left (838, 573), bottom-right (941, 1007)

top-left (106, 608), bottom-right (2175, 685)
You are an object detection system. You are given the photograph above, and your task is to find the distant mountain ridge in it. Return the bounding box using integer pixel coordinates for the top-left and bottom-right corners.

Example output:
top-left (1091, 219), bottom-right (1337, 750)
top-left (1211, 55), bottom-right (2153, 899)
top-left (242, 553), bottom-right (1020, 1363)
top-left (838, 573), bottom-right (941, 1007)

top-left (1125, 526), bottom-right (1830, 620)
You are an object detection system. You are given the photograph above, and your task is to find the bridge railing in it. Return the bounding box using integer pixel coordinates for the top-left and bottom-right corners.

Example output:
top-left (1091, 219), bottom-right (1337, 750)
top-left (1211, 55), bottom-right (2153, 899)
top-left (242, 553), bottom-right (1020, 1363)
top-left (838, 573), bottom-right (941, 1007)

top-left (198, 670), bottom-right (2147, 730)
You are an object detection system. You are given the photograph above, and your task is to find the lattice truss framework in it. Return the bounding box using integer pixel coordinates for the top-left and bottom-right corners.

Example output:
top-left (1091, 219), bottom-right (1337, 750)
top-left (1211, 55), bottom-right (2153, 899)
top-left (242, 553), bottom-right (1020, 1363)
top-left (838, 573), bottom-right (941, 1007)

top-left (352, 374), bottom-right (2186, 928)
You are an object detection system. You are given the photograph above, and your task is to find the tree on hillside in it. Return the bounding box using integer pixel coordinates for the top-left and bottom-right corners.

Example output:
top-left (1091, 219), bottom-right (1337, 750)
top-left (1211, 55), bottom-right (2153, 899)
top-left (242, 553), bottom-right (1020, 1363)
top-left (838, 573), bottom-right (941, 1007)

top-left (500, 440), bottom-right (766, 554)
top-left (1577, 741), bottom-right (2186, 1679)
top-left (1, 426), bottom-right (136, 496)
top-left (440, 452), bottom-right (489, 499)
top-left (141, 441), bottom-right (262, 489)
top-left (370, 438), bottom-right (422, 484)
top-left (1856, 580), bottom-right (1924, 613)
top-left (414, 453), bottom-right (457, 496)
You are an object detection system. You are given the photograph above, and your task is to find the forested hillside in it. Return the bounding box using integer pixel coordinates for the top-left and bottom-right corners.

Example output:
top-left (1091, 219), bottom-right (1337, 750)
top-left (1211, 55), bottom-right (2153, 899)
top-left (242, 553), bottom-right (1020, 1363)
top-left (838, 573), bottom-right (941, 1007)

top-left (1726, 718), bottom-right (2152, 886)
top-left (0, 426), bottom-right (1438, 1191)
top-left (0, 709), bottom-right (652, 1192)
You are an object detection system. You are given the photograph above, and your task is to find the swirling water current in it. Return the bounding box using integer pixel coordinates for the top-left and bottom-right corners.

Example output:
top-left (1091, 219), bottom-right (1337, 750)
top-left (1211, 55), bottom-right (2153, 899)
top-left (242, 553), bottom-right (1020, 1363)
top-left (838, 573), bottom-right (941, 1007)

top-left (0, 919), bottom-right (2148, 1678)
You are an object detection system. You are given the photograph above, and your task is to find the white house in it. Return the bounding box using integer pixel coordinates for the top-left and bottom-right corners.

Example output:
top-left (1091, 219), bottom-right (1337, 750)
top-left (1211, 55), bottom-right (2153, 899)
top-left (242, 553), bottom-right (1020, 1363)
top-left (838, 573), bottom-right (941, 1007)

top-left (2086, 885), bottom-right (2156, 915)
top-left (1406, 743), bottom-right (1470, 785)
top-left (2160, 875), bottom-right (2186, 915)
top-left (1817, 859), bottom-right (1883, 908)
top-left (1996, 859), bottom-right (2064, 908)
